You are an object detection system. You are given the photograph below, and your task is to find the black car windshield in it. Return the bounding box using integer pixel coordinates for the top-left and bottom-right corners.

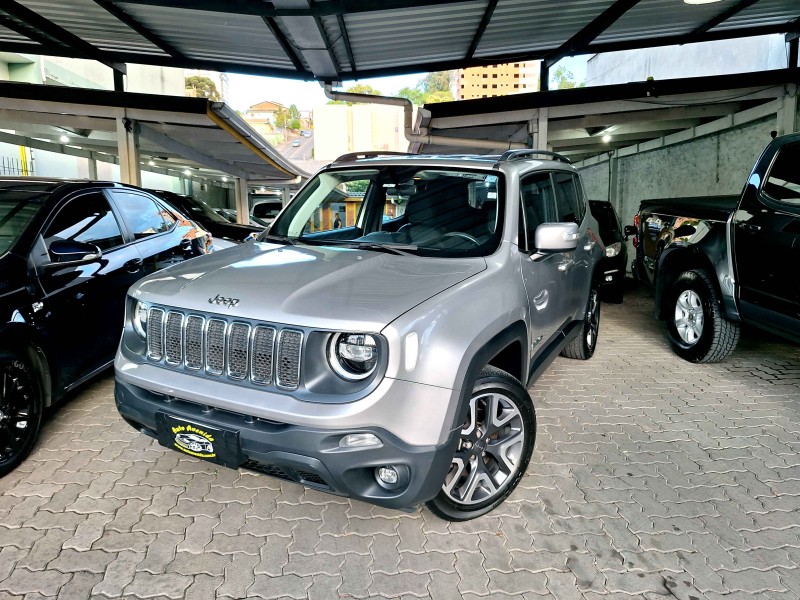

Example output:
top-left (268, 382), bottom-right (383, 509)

top-left (267, 166), bottom-right (504, 258)
top-left (0, 189), bottom-right (48, 255)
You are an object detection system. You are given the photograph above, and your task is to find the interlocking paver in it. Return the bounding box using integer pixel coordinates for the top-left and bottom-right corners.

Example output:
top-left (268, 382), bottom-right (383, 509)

top-left (2, 286), bottom-right (800, 599)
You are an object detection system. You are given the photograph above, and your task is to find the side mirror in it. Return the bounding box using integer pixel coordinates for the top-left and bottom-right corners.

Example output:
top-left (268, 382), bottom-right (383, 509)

top-left (535, 222), bottom-right (579, 253)
top-left (623, 225), bottom-right (637, 240)
top-left (47, 239), bottom-right (102, 265)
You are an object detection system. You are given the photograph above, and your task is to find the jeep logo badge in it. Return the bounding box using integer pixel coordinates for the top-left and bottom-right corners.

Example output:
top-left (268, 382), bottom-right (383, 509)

top-left (209, 294), bottom-right (240, 308)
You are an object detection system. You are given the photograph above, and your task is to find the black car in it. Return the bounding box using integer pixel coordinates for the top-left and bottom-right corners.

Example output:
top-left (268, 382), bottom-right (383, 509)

top-left (147, 189), bottom-right (261, 242)
top-left (589, 199), bottom-right (629, 303)
top-left (0, 178), bottom-right (210, 477)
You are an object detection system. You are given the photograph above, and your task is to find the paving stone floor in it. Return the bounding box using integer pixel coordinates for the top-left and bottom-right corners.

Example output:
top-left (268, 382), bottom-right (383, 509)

top-left (1, 283), bottom-right (800, 599)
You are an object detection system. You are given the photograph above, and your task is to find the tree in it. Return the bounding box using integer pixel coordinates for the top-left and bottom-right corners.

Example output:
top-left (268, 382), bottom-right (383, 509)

top-left (550, 66), bottom-right (585, 90)
top-left (288, 104), bottom-right (301, 119)
top-left (395, 71), bottom-right (454, 105)
top-left (346, 83), bottom-right (382, 96)
top-left (185, 75), bottom-right (220, 101)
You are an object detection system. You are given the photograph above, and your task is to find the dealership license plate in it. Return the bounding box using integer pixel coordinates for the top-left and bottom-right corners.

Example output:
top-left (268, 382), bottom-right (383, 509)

top-left (156, 413), bottom-right (242, 468)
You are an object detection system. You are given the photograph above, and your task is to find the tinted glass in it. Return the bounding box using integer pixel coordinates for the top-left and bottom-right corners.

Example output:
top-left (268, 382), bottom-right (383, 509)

top-left (589, 202), bottom-right (622, 244)
top-left (0, 189), bottom-right (47, 255)
top-left (764, 141), bottom-right (800, 206)
top-left (44, 192), bottom-right (123, 251)
top-left (553, 171), bottom-right (582, 224)
top-left (111, 191), bottom-right (174, 239)
top-left (520, 172), bottom-right (555, 249)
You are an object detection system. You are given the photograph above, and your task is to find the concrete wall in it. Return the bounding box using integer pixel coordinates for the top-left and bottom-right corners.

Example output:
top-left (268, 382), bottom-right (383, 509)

top-left (586, 35), bottom-right (787, 86)
top-left (313, 103), bottom-right (406, 161)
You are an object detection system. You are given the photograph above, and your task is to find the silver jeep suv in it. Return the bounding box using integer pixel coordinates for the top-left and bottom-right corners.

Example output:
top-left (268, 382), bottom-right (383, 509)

top-left (115, 150), bottom-right (604, 520)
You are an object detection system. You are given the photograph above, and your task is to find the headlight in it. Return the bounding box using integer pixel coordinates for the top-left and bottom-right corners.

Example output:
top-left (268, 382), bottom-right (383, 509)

top-left (605, 242), bottom-right (622, 257)
top-left (328, 333), bottom-right (379, 381)
top-left (132, 301), bottom-right (149, 338)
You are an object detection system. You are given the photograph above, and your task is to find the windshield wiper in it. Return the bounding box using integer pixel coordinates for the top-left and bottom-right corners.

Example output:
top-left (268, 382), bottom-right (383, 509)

top-left (305, 238), bottom-right (418, 256)
top-left (261, 234), bottom-right (297, 246)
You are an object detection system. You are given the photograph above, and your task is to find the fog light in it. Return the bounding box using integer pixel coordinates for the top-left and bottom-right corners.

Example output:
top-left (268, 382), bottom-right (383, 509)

top-left (339, 433), bottom-right (382, 448)
top-left (377, 466), bottom-right (398, 485)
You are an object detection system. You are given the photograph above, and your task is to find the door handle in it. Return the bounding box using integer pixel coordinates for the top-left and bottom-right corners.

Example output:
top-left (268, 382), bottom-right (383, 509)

top-left (738, 223), bottom-right (762, 233)
top-left (124, 258), bottom-right (143, 273)
top-left (558, 259), bottom-right (574, 273)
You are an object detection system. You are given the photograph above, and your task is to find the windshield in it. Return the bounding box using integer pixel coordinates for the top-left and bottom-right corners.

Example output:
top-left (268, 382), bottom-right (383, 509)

top-left (267, 166), bottom-right (504, 257)
top-left (0, 189), bottom-right (47, 255)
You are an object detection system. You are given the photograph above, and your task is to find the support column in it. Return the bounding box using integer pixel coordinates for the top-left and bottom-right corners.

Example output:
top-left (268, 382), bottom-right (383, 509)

top-left (608, 151), bottom-right (620, 210)
top-left (777, 92), bottom-right (798, 136)
top-left (235, 178), bottom-right (249, 225)
top-left (281, 187), bottom-right (290, 207)
top-left (532, 108), bottom-right (549, 150)
top-left (113, 69), bottom-right (125, 92)
top-left (788, 35), bottom-right (799, 69)
top-left (540, 62), bottom-right (549, 92)
top-left (116, 116), bottom-right (141, 186)
top-left (87, 155), bottom-right (98, 179)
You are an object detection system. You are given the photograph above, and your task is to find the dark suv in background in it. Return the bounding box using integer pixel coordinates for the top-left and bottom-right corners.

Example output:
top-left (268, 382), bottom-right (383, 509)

top-left (0, 178), bottom-right (212, 477)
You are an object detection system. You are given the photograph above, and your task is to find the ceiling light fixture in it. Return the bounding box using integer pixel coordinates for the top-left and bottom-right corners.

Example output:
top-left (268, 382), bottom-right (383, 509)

top-left (222, 176), bottom-right (228, 182)
top-left (59, 135), bottom-right (69, 143)
top-left (683, 0), bottom-right (723, 4)
top-left (602, 134), bottom-right (612, 143)
top-left (183, 169), bottom-right (191, 176)
top-left (148, 160), bottom-right (155, 166)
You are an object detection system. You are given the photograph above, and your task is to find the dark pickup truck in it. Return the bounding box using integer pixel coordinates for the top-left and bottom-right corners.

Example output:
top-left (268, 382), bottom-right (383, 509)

top-left (629, 133), bottom-right (800, 362)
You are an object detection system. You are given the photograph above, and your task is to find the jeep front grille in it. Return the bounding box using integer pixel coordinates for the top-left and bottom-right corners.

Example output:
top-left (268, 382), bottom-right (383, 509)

top-left (145, 307), bottom-right (302, 390)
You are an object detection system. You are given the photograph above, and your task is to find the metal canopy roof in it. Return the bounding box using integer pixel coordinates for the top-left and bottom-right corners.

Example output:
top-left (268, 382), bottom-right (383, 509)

top-left (0, 81), bottom-right (307, 183)
top-left (0, 0), bottom-right (797, 82)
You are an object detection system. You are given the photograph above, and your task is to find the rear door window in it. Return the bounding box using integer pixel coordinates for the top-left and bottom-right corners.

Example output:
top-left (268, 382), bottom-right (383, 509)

top-left (763, 141), bottom-right (800, 208)
top-left (109, 191), bottom-right (175, 239)
top-left (553, 171), bottom-right (583, 224)
top-left (520, 172), bottom-right (555, 249)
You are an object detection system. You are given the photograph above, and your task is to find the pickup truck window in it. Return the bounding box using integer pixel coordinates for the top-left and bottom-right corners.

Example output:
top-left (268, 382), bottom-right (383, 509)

top-left (764, 141), bottom-right (800, 206)
top-left (45, 192), bottom-right (124, 251)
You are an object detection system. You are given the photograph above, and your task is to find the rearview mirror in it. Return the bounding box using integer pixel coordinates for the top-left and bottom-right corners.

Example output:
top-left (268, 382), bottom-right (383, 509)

top-left (47, 239), bottom-right (102, 265)
top-left (535, 222), bottom-right (579, 253)
top-left (623, 225), bottom-right (637, 240)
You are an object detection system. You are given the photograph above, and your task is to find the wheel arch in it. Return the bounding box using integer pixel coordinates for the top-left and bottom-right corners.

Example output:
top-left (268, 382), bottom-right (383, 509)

top-left (0, 325), bottom-right (55, 407)
top-left (655, 247), bottom-right (720, 320)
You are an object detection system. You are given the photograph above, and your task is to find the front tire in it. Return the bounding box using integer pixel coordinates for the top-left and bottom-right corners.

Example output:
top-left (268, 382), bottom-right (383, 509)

top-left (666, 270), bottom-right (740, 363)
top-left (561, 285), bottom-right (600, 360)
top-left (426, 367), bottom-right (535, 521)
top-left (0, 350), bottom-right (44, 478)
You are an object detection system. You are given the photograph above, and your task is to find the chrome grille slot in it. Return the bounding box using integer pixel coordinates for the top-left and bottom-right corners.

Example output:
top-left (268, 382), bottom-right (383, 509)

top-left (206, 319), bottom-right (226, 375)
top-left (276, 330), bottom-right (302, 390)
top-left (227, 322), bottom-right (251, 380)
top-left (184, 315), bottom-right (204, 370)
top-left (164, 312), bottom-right (184, 365)
top-left (146, 308), bottom-right (165, 360)
top-left (251, 326), bottom-right (275, 385)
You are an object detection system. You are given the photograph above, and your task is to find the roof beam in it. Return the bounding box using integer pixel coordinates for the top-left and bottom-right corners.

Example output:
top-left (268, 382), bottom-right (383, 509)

top-left (92, 0), bottom-right (187, 59)
top-left (106, 0), bottom-right (474, 17)
top-left (0, 13), bottom-right (74, 57)
top-left (262, 16), bottom-right (307, 71)
top-left (685, 0), bottom-right (761, 42)
top-left (0, 0), bottom-right (126, 73)
top-left (271, 0), bottom-right (339, 80)
top-left (337, 14), bottom-right (356, 72)
top-left (544, 0), bottom-right (643, 68)
top-left (465, 0), bottom-right (499, 60)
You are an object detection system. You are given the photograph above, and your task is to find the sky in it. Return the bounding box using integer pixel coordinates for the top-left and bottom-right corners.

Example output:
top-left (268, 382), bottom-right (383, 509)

top-left (225, 56), bottom-right (589, 113)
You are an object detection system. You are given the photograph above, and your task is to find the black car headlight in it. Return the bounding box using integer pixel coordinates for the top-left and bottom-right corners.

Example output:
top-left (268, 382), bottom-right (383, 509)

top-left (132, 300), bottom-right (149, 339)
top-left (605, 242), bottom-right (622, 257)
top-left (328, 333), bottom-right (379, 381)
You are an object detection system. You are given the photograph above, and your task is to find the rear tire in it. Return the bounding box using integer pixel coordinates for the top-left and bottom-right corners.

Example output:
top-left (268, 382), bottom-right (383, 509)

top-left (0, 350), bottom-right (44, 478)
top-left (666, 270), bottom-right (739, 363)
top-left (426, 367), bottom-right (535, 521)
top-left (561, 286), bottom-right (600, 360)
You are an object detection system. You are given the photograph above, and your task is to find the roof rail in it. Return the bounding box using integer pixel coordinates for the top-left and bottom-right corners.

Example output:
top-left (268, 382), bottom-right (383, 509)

top-left (495, 149), bottom-right (571, 164)
top-left (333, 151), bottom-right (413, 163)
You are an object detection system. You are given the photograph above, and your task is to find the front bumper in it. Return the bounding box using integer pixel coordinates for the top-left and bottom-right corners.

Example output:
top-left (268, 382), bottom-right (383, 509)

top-left (115, 377), bottom-right (459, 510)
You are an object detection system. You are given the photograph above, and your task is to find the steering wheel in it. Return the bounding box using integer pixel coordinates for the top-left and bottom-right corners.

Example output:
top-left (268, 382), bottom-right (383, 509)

top-left (441, 231), bottom-right (480, 246)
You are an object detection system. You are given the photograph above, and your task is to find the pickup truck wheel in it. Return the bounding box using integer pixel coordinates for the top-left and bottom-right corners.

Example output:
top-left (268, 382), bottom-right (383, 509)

top-left (561, 286), bottom-right (600, 360)
top-left (426, 366), bottom-right (535, 521)
top-left (667, 270), bottom-right (740, 363)
top-left (0, 351), bottom-right (43, 478)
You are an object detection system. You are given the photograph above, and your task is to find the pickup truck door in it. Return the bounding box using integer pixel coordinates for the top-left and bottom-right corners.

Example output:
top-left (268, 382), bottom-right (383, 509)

top-left (733, 139), bottom-right (800, 337)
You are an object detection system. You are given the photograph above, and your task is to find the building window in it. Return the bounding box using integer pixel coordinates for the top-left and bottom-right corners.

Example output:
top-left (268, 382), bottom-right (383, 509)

top-left (492, 84), bottom-right (497, 88)
top-left (482, 84), bottom-right (487, 88)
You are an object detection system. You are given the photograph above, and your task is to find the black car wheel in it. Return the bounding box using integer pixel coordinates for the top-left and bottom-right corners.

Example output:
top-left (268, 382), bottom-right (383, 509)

top-left (666, 270), bottom-right (740, 363)
top-left (426, 367), bottom-right (535, 521)
top-left (561, 285), bottom-right (600, 360)
top-left (0, 350), bottom-right (43, 478)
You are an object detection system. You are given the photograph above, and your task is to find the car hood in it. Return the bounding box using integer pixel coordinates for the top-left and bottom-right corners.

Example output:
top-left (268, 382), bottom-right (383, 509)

top-left (131, 241), bottom-right (486, 331)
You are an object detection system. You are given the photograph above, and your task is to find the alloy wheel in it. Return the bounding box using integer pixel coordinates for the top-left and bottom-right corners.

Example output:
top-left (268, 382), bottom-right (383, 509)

top-left (0, 365), bottom-right (36, 467)
top-left (675, 289), bottom-right (704, 345)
